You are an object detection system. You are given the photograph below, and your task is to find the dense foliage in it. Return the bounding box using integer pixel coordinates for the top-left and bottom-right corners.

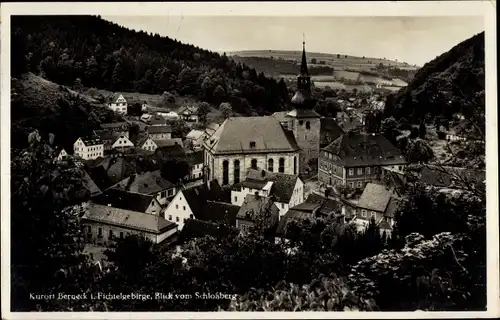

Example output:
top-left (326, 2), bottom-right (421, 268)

top-left (12, 15), bottom-right (291, 116)
top-left (385, 32), bottom-right (485, 126)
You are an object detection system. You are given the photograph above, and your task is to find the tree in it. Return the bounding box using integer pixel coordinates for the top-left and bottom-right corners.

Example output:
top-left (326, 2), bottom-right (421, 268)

top-left (197, 102), bottom-right (211, 124)
top-left (406, 139), bottom-right (434, 164)
top-left (311, 58), bottom-right (317, 64)
top-left (219, 102), bottom-right (232, 119)
top-left (380, 117), bottom-right (398, 143)
top-left (160, 159), bottom-right (190, 185)
top-left (418, 122), bottom-right (427, 139)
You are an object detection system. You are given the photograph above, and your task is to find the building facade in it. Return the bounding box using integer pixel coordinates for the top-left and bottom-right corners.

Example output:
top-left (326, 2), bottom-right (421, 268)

top-left (108, 94), bottom-right (128, 114)
top-left (74, 137), bottom-right (104, 160)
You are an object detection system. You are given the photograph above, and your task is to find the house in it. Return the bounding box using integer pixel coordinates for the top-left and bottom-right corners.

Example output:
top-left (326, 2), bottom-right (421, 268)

top-left (235, 194), bottom-right (280, 233)
top-left (147, 125), bottom-right (173, 141)
top-left (111, 170), bottom-right (176, 206)
top-left (318, 132), bottom-right (407, 190)
top-left (186, 150), bottom-right (204, 181)
top-left (135, 135), bottom-right (158, 152)
top-left (154, 138), bottom-right (184, 149)
top-left (92, 188), bottom-right (163, 215)
top-left (178, 105), bottom-right (199, 123)
top-left (353, 183), bottom-right (402, 236)
top-left (230, 169), bottom-right (304, 218)
top-left (90, 157), bottom-right (136, 185)
top-left (55, 148), bottom-right (68, 161)
top-left (99, 122), bottom-right (130, 137)
top-left (97, 131), bottom-right (135, 151)
top-left (163, 180), bottom-right (234, 230)
top-left (185, 129), bottom-right (207, 150)
top-left (164, 111), bottom-right (180, 121)
top-left (82, 202), bottom-right (177, 245)
top-left (74, 136), bottom-right (104, 160)
top-left (108, 94), bottom-right (128, 114)
top-left (154, 144), bottom-right (188, 164)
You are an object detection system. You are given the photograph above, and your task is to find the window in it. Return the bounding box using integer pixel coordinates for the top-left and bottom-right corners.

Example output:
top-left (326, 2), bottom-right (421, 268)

top-left (86, 225), bottom-right (91, 234)
top-left (348, 168), bottom-right (354, 176)
top-left (109, 230), bottom-right (113, 240)
top-left (222, 160), bottom-right (229, 185)
top-left (299, 120), bottom-right (304, 126)
top-left (161, 191), bottom-right (167, 198)
top-left (190, 214), bottom-right (193, 219)
top-left (357, 181), bottom-right (363, 188)
top-left (168, 215), bottom-right (172, 220)
top-left (268, 159), bottom-right (274, 172)
top-left (183, 206), bottom-right (186, 211)
top-left (293, 156), bottom-right (297, 175)
top-left (281, 203), bottom-right (285, 209)
top-left (357, 168), bottom-right (363, 175)
top-left (183, 218), bottom-right (187, 222)
top-left (349, 182), bottom-right (354, 188)
top-left (168, 189), bottom-right (173, 196)
top-left (234, 196), bottom-right (238, 202)
top-left (306, 121), bottom-right (311, 130)
top-left (175, 204), bottom-right (178, 209)
top-left (329, 153), bottom-right (332, 160)
top-left (98, 227), bottom-right (102, 236)
top-left (233, 160), bottom-right (240, 184)
top-left (366, 167), bottom-right (371, 174)
top-left (279, 158), bottom-right (285, 173)
top-left (398, 166), bottom-right (402, 171)
top-left (361, 210), bottom-right (367, 217)
top-left (176, 217), bottom-right (180, 222)
top-left (120, 232), bottom-right (124, 239)
top-left (249, 141), bottom-right (256, 148)
top-left (374, 167), bottom-right (379, 173)
top-left (251, 159), bottom-right (258, 169)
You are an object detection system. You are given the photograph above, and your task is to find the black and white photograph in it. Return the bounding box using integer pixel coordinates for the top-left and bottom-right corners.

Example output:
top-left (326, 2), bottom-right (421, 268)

top-left (1, 1), bottom-right (498, 318)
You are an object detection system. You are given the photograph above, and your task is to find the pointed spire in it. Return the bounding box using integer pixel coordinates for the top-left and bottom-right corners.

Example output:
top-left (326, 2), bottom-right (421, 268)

top-left (300, 36), bottom-right (309, 76)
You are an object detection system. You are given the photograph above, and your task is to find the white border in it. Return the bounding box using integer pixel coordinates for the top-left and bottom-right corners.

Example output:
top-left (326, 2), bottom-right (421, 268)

top-left (1, 1), bottom-right (498, 319)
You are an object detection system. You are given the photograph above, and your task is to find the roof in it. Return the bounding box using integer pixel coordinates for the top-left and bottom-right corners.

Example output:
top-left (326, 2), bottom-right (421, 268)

top-left (357, 183), bottom-right (393, 213)
top-left (384, 197), bottom-right (402, 218)
top-left (80, 136), bottom-right (102, 146)
top-left (322, 132), bottom-right (407, 167)
top-left (148, 125), bottom-right (173, 134)
top-left (407, 165), bottom-right (485, 188)
top-left (155, 144), bottom-right (187, 162)
top-left (99, 122), bottom-right (129, 131)
top-left (286, 108), bottom-right (321, 118)
top-left (378, 219), bottom-right (393, 231)
top-left (320, 117), bottom-right (344, 145)
top-left (206, 122), bottom-right (220, 133)
top-left (201, 201), bottom-right (240, 226)
top-left (83, 203), bottom-right (175, 234)
top-left (305, 193), bottom-right (342, 215)
top-left (92, 188), bottom-right (158, 213)
top-left (186, 130), bottom-right (205, 140)
top-left (154, 138), bottom-right (184, 148)
top-left (205, 117), bottom-right (300, 155)
top-left (80, 169), bottom-right (102, 197)
top-left (112, 170), bottom-right (175, 195)
top-left (95, 157), bottom-right (134, 184)
top-left (243, 169), bottom-right (298, 203)
top-left (86, 165), bottom-right (114, 190)
top-left (97, 130), bottom-right (123, 143)
top-left (272, 111), bottom-right (289, 122)
top-left (236, 194), bottom-right (279, 222)
top-left (276, 209), bottom-right (312, 236)
top-left (186, 150), bottom-right (204, 166)
top-left (182, 181), bottom-right (231, 218)
top-left (177, 219), bottom-right (239, 244)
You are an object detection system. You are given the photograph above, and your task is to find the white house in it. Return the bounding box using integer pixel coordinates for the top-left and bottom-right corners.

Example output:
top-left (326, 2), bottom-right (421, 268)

top-left (148, 126), bottom-right (173, 141)
top-left (186, 150), bottom-right (204, 181)
top-left (111, 135), bottom-right (135, 150)
top-left (74, 137), bottom-right (104, 160)
top-left (108, 94), bottom-right (128, 114)
top-left (55, 148), bottom-right (68, 161)
top-left (185, 129), bottom-right (207, 150)
top-left (137, 136), bottom-right (158, 152)
top-left (230, 169), bottom-right (305, 218)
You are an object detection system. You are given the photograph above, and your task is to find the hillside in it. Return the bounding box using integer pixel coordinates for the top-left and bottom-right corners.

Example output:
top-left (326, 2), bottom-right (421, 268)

top-left (387, 32), bottom-right (485, 128)
top-left (11, 73), bottom-right (121, 150)
top-left (11, 15), bottom-right (290, 117)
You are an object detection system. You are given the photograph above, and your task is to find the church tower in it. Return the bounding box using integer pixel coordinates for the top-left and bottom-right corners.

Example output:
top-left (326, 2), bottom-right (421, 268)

top-left (287, 40), bottom-right (321, 176)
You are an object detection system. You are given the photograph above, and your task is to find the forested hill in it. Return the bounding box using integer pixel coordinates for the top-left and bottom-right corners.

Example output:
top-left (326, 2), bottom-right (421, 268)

top-left (385, 32), bottom-right (485, 128)
top-left (11, 15), bottom-right (290, 115)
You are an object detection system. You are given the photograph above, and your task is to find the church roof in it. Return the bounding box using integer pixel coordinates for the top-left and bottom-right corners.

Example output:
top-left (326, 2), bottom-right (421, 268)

top-left (204, 116), bottom-right (300, 155)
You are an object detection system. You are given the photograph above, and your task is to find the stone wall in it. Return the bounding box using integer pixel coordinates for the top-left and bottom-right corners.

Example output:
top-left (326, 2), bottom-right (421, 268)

top-left (292, 117), bottom-right (321, 174)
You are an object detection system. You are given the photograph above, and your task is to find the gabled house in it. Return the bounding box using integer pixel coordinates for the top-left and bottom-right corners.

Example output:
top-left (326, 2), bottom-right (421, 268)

top-left (178, 105), bottom-right (199, 123)
top-left (154, 138), bottom-right (184, 149)
top-left (149, 115), bottom-right (169, 127)
top-left (319, 132), bottom-right (407, 190)
top-left (97, 131), bottom-right (134, 151)
top-left (235, 194), bottom-right (280, 234)
top-left (147, 125), bottom-right (173, 141)
top-left (98, 122), bottom-right (130, 137)
top-left (108, 94), bottom-right (128, 114)
top-left (92, 188), bottom-right (163, 215)
top-left (55, 148), bottom-right (68, 161)
top-left (186, 150), bottom-right (204, 181)
top-left (185, 129), bottom-right (207, 150)
top-left (74, 136), bottom-right (104, 160)
top-left (111, 170), bottom-right (176, 206)
top-left (231, 169), bottom-right (304, 218)
top-left (135, 135), bottom-right (158, 152)
top-left (82, 202), bottom-right (177, 246)
top-left (163, 180), bottom-right (234, 230)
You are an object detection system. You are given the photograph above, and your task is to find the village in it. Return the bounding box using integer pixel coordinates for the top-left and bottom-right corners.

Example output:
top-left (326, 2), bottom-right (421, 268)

top-left (46, 43), bottom-right (485, 262)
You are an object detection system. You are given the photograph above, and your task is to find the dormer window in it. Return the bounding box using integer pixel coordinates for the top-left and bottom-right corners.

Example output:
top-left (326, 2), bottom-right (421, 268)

top-left (249, 141), bottom-right (256, 148)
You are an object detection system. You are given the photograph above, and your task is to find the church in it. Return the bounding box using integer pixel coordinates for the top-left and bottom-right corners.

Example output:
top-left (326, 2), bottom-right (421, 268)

top-left (203, 42), bottom-right (342, 185)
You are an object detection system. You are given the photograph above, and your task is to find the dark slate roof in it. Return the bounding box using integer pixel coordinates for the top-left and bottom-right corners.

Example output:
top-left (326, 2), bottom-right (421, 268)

top-left (276, 209), bottom-right (312, 236)
top-left (86, 165), bottom-right (114, 190)
top-left (322, 132), bottom-right (407, 167)
top-left (201, 201), bottom-right (240, 226)
top-left (384, 197), bottom-right (402, 218)
top-left (81, 136), bottom-right (102, 146)
top-left (243, 169), bottom-right (298, 203)
top-left (186, 150), bottom-right (204, 166)
top-left (357, 183), bottom-right (393, 213)
top-left (148, 125), bottom-right (173, 134)
top-left (320, 117), bottom-right (344, 147)
top-left (407, 165), bottom-right (485, 188)
top-left (182, 181), bottom-right (229, 218)
top-left (112, 170), bottom-right (175, 195)
top-left (92, 189), bottom-right (157, 213)
top-left (177, 219), bottom-right (239, 244)
top-left (284, 129), bottom-right (301, 150)
top-left (204, 117), bottom-right (300, 155)
top-left (237, 194), bottom-right (279, 222)
top-left (305, 193), bottom-right (342, 215)
top-left (83, 203), bottom-right (176, 234)
top-left (155, 144), bottom-right (186, 159)
top-left (154, 138), bottom-right (183, 148)
top-left (99, 122), bottom-right (129, 131)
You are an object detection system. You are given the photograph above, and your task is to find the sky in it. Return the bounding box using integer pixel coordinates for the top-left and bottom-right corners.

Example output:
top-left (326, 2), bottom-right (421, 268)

top-left (103, 16), bottom-right (484, 66)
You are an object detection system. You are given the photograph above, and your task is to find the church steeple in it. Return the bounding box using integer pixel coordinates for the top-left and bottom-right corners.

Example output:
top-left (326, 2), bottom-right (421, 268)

top-left (300, 40), bottom-right (309, 77)
top-left (297, 38), bottom-right (311, 94)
